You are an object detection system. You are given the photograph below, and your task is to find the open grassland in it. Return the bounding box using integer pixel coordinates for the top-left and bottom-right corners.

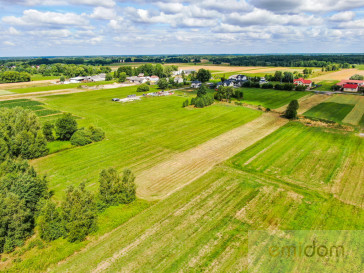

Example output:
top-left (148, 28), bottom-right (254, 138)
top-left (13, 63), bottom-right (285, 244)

top-left (303, 102), bottom-right (354, 123)
top-left (314, 80), bottom-right (339, 91)
top-left (31, 86), bottom-right (262, 200)
top-left (311, 68), bottom-right (364, 81)
top-left (31, 74), bottom-right (60, 81)
top-left (326, 94), bottom-right (364, 125)
top-left (0, 99), bottom-right (62, 117)
top-left (240, 88), bottom-right (309, 109)
top-left (8, 80), bottom-right (114, 94)
top-left (50, 165), bottom-right (363, 273)
top-left (136, 113), bottom-right (288, 200)
top-left (230, 122), bottom-right (364, 207)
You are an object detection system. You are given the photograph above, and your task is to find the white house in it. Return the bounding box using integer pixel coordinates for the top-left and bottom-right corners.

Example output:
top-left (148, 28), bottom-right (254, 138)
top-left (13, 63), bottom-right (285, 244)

top-left (174, 77), bottom-right (183, 84)
top-left (191, 81), bottom-right (202, 88)
top-left (148, 75), bottom-right (159, 83)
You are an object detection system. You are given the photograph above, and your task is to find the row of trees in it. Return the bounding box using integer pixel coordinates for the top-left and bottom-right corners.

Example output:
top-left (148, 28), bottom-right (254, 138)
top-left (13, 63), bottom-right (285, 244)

top-left (214, 86), bottom-right (244, 101)
top-left (38, 168), bottom-right (136, 243)
top-left (0, 104), bottom-right (132, 252)
top-left (0, 63), bottom-right (111, 80)
top-left (209, 55), bottom-right (362, 68)
top-left (114, 64), bottom-right (178, 79)
top-left (0, 71), bottom-right (31, 83)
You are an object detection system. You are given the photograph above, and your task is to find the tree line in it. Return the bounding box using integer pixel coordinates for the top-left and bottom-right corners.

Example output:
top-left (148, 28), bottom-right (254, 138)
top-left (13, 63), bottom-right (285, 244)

top-left (0, 105), bottom-right (134, 253)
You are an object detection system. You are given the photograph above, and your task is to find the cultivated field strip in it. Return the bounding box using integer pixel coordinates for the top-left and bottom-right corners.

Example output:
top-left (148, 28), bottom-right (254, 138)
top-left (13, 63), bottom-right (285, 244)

top-left (136, 113), bottom-right (288, 200)
top-left (51, 167), bottom-right (364, 273)
top-left (342, 96), bottom-right (364, 125)
top-left (311, 68), bottom-right (364, 81)
top-left (275, 94), bottom-right (329, 114)
top-left (230, 122), bottom-right (364, 208)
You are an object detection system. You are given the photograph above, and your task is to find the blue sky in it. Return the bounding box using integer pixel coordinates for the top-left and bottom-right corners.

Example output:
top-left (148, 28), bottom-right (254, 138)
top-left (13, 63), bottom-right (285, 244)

top-left (0, 0), bottom-right (363, 57)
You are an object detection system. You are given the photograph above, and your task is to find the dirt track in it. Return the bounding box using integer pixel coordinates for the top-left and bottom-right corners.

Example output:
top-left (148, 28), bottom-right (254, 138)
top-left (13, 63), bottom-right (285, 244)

top-left (136, 113), bottom-right (288, 200)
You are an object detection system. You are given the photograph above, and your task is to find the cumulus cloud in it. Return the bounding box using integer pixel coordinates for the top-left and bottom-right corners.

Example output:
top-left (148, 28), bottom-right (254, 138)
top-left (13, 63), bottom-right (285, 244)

top-left (253, 0), bottom-right (364, 12)
top-left (2, 9), bottom-right (89, 27)
top-left (329, 11), bottom-right (355, 21)
top-left (90, 7), bottom-right (117, 20)
top-left (338, 19), bottom-right (364, 28)
top-left (226, 8), bottom-right (323, 26)
top-left (3, 41), bottom-right (15, 46)
top-left (0, 0), bottom-right (115, 7)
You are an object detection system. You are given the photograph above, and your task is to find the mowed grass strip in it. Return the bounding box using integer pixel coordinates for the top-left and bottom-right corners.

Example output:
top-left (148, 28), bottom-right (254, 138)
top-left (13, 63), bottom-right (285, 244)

top-left (229, 122), bottom-right (364, 207)
top-left (9, 80), bottom-right (114, 94)
top-left (31, 86), bottom-right (262, 200)
top-left (50, 167), bottom-right (364, 273)
top-left (303, 102), bottom-right (354, 123)
top-left (240, 88), bottom-right (308, 109)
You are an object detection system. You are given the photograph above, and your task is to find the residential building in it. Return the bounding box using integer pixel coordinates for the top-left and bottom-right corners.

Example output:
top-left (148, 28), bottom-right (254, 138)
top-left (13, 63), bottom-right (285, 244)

top-left (191, 80), bottom-right (202, 88)
top-left (294, 78), bottom-right (312, 88)
top-left (343, 84), bottom-right (359, 92)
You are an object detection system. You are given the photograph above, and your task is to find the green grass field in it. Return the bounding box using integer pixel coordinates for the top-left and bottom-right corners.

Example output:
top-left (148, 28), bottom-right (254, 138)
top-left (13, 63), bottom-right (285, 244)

top-left (239, 88), bottom-right (308, 109)
top-left (49, 163), bottom-right (363, 273)
top-left (31, 74), bottom-right (60, 81)
top-left (9, 80), bottom-right (115, 94)
top-left (31, 86), bottom-right (262, 200)
top-left (314, 80), bottom-right (339, 91)
top-left (303, 102), bottom-right (354, 123)
top-left (229, 122), bottom-right (363, 206)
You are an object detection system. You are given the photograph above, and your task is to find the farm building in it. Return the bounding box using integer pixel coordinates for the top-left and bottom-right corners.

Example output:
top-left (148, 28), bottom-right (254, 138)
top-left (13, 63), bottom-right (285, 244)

top-left (336, 80), bottom-right (364, 87)
top-left (149, 75), bottom-right (159, 83)
top-left (69, 76), bottom-right (86, 83)
top-left (343, 84), bottom-right (359, 92)
top-left (174, 77), bottom-right (183, 84)
top-left (229, 74), bottom-right (247, 81)
top-left (191, 81), bottom-right (202, 88)
top-left (294, 78), bottom-right (312, 88)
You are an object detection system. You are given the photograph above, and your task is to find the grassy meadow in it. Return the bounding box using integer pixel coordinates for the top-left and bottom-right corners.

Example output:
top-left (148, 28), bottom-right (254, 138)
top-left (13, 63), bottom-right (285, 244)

top-left (303, 102), bottom-right (354, 123)
top-left (8, 80), bottom-right (114, 94)
top-left (51, 163), bottom-right (363, 272)
top-left (31, 86), bottom-right (262, 200)
top-left (239, 88), bottom-right (308, 109)
top-left (0, 76), bottom-right (363, 272)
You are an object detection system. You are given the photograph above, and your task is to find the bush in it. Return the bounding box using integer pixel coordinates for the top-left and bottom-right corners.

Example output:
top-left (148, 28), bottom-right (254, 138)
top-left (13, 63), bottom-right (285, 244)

top-left (285, 100), bottom-right (299, 119)
top-left (70, 130), bottom-right (92, 146)
top-left (182, 99), bottom-right (189, 108)
top-left (251, 82), bottom-right (260, 88)
top-left (98, 168), bottom-right (136, 206)
top-left (295, 85), bottom-right (307, 91)
top-left (43, 122), bottom-right (55, 141)
top-left (137, 84), bottom-right (150, 92)
top-left (55, 113), bottom-right (78, 141)
top-left (261, 83), bottom-right (273, 89)
top-left (87, 126), bottom-right (105, 142)
top-left (0, 107), bottom-right (48, 160)
top-left (61, 183), bottom-right (97, 242)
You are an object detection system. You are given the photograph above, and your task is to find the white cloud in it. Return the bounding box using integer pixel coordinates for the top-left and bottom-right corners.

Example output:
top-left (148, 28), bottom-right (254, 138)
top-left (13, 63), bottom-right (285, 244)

top-left (90, 7), bottom-right (117, 20)
top-left (253, 0), bottom-right (364, 12)
top-left (70, 0), bottom-right (115, 8)
top-left (8, 27), bottom-right (20, 35)
top-left (3, 41), bottom-right (15, 46)
top-left (226, 8), bottom-right (323, 26)
top-left (338, 18), bottom-right (364, 28)
top-left (329, 11), bottom-right (355, 21)
top-left (2, 9), bottom-right (89, 27)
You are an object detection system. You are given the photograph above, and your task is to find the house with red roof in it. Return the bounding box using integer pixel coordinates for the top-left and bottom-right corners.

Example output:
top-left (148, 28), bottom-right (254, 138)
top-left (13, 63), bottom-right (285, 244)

top-left (294, 78), bottom-right (312, 88)
top-left (343, 84), bottom-right (359, 92)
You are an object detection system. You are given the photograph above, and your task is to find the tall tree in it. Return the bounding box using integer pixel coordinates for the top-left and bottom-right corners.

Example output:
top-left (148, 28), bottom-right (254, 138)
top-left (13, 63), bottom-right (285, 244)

top-left (196, 69), bottom-right (211, 83)
top-left (55, 113), bottom-right (78, 141)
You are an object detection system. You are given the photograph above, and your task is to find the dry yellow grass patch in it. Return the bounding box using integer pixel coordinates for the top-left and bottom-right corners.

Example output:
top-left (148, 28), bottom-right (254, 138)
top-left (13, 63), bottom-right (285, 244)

top-left (0, 80), bottom-right (55, 89)
top-left (311, 68), bottom-right (364, 81)
top-left (135, 113), bottom-right (288, 200)
top-left (275, 94), bottom-right (330, 114)
top-left (342, 96), bottom-right (364, 125)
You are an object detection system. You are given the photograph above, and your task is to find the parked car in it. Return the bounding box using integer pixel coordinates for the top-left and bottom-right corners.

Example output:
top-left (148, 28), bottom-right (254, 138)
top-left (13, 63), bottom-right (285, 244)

top-left (112, 98), bottom-right (120, 101)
